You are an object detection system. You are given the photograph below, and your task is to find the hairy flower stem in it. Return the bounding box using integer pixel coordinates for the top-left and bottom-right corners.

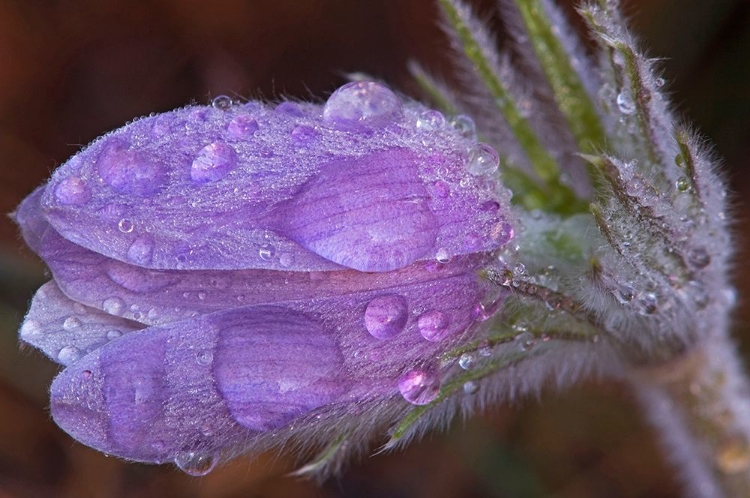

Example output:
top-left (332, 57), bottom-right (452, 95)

top-left (630, 333), bottom-right (750, 498)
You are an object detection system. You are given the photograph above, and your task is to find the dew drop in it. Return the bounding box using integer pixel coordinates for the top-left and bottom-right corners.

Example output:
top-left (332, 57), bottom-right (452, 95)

top-left (228, 115), bottom-right (259, 137)
top-left (174, 451), bottom-right (217, 476)
top-left (191, 142), bottom-right (238, 183)
top-left (615, 284), bottom-right (635, 304)
top-left (655, 77), bottom-right (666, 88)
top-left (106, 330), bottom-right (122, 341)
top-left (467, 143), bottom-right (499, 176)
top-left (513, 263), bottom-right (527, 277)
top-left (364, 295), bottom-right (408, 340)
top-left (676, 176), bottom-right (690, 192)
top-left (516, 331), bottom-right (536, 352)
top-left (151, 115), bottom-right (172, 137)
top-left (616, 91), bottom-right (636, 114)
top-left (688, 280), bottom-right (709, 309)
top-left (62, 316), bottom-right (81, 331)
top-left (458, 353), bottom-right (476, 370)
top-left (54, 176), bottom-right (91, 205)
top-left (102, 297), bottom-right (126, 316)
top-left (416, 110), bottom-right (445, 131)
top-left (127, 235), bottom-right (155, 266)
top-left (196, 350), bottom-right (214, 365)
top-left (258, 244), bottom-right (276, 261)
top-left (637, 292), bottom-right (658, 315)
top-left (19, 319), bottom-right (42, 339)
top-left (435, 247), bottom-right (451, 264)
top-left (687, 247), bottom-right (711, 270)
top-left (450, 115), bottom-right (476, 140)
top-left (323, 81), bottom-right (403, 129)
top-left (118, 218), bottom-right (134, 233)
top-left (463, 381), bottom-right (479, 395)
top-left (211, 95), bottom-right (233, 110)
top-left (58, 346), bottom-right (81, 364)
top-left (417, 310), bottom-right (450, 342)
top-left (275, 101), bottom-right (305, 116)
top-left (97, 139), bottom-right (165, 196)
top-left (197, 291), bottom-right (207, 300)
top-left (397, 369), bottom-right (440, 405)
top-left (72, 302), bottom-right (88, 314)
top-left (291, 124), bottom-right (317, 143)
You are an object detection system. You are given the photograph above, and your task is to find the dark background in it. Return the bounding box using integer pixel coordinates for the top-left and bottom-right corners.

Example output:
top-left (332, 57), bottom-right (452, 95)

top-left (0, 0), bottom-right (748, 496)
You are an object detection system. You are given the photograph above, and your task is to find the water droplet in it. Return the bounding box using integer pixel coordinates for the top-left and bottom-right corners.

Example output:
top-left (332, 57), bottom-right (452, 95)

top-left (118, 218), bottom-right (134, 233)
top-left (513, 263), bottom-right (527, 277)
top-left (463, 381), bottom-right (479, 395)
top-left (191, 142), bottom-right (238, 183)
top-left (151, 115), bottom-right (172, 136)
top-left (435, 248), bottom-right (451, 264)
top-left (687, 247), bottom-right (710, 269)
top-left (62, 316), bottom-right (81, 331)
top-left (127, 235), bottom-right (154, 266)
top-left (72, 302), bottom-right (87, 314)
top-left (637, 292), bottom-right (658, 315)
top-left (196, 350), bottom-right (214, 365)
top-left (106, 330), bottom-right (122, 341)
top-left (102, 297), bottom-right (126, 316)
top-left (197, 291), bottom-right (207, 300)
top-left (478, 340), bottom-right (493, 357)
top-left (275, 101), bottom-right (305, 116)
top-left (676, 176), bottom-right (690, 192)
top-left (58, 345), bottom-right (81, 364)
top-left (616, 91), bottom-right (635, 114)
top-left (20, 319), bottom-right (42, 339)
top-left (516, 331), bottom-right (536, 352)
top-left (615, 284), bottom-right (635, 304)
top-left (323, 81), bottom-right (403, 129)
top-left (397, 369), bottom-right (440, 405)
top-left (450, 115), bottom-right (476, 140)
top-left (258, 244), bottom-right (276, 261)
top-left (416, 110), bottom-right (445, 131)
top-left (174, 451), bottom-right (217, 476)
top-left (54, 176), bottom-right (91, 205)
top-left (211, 95), bottom-right (233, 110)
top-left (291, 124), bottom-right (317, 143)
top-left (364, 295), bottom-right (408, 340)
top-left (458, 353), bottom-right (476, 370)
top-left (467, 143), bottom-right (499, 176)
top-left (417, 310), bottom-right (450, 342)
top-left (688, 280), bottom-right (709, 309)
top-left (228, 115), bottom-right (259, 137)
top-left (675, 153), bottom-right (686, 167)
top-left (655, 77), bottom-right (666, 88)
top-left (97, 139), bottom-right (166, 196)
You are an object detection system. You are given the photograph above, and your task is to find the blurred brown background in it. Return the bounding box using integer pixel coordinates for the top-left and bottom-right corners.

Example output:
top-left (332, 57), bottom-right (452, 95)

top-left (0, 0), bottom-right (748, 497)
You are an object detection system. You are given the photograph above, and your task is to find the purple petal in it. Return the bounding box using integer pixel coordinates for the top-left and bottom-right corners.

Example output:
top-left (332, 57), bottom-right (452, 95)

top-left (19, 281), bottom-right (144, 365)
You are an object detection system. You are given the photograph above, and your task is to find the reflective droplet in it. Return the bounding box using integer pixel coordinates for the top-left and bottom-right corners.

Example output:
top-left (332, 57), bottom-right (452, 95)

top-left (196, 350), bottom-right (214, 365)
top-left (197, 291), bottom-right (207, 300)
top-left (416, 110), bottom-right (445, 131)
top-left (97, 139), bottom-right (165, 196)
top-left (72, 302), bottom-right (87, 314)
top-left (435, 248), bottom-right (451, 264)
top-left (291, 124), bottom-right (317, 143)
top-left (106, 330), bottom-right (122, 341)
top-left (275, 101), bottom-right (305, 116)
top-left (102, 297), bottom-right (126, 316)
top-left (323, 81), bottom-right (403, 129)
top-left (211, 95), bottom-right (233, 110)
top-left (676, 176), bottom-right (690, 192)
top-left (62, 316), bottom-right (81, 331)
top-left (615, 284), bottom-right (635, 304)
top-left (151, 115), bottom-right (172, 137)
top-left (174, 451), bottom-right (217, 476)
top-left (417, 310), bottom-right (450, 342)
top-left (637, 292), bottom-right (658, 315)
top-left (513, 263), bottom-right (527, 277)
top-left (687, 247), bottom-right (710, 269)
top-left (127, 235), bottom-right (154, 266)
top-left (258, 244), bottom-right (276, 261)
top-left (467, 143), bottom-right (499, 176)
top-left (54, 176), bottom-right (91, 205)
top-left (364, 295), bottom-right (408, 340)
top-left (463, 381), bottom-right (479, 395)
top-left (655, 77), bottom-right (666, 88)
top-left (616, 91), bottom-right (635, 114)
top-left (228, 115), bottom-right (259, 137)
top-left (118, 218), bottom-right (134, 233)
top-left (19, 319), bottom-right (42, 338)
top-left (458, 353), bottom-right (476, 370)
top-left (191, 142), bottom-right (238, 183)
top-left (397, 369), bottom-right (440, 405)
top-left (450, 115), bottom-right (476, 140)
top-left (516, 331), bottom-right (536, 352)
top-left (58, 345), bottom-right (81, 364)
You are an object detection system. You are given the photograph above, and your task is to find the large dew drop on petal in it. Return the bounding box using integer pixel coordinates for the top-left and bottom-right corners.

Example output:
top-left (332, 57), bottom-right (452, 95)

top-left (96, 138), bottom-right (166, 196)
top-left (323, 81), bottom-right (403, 130)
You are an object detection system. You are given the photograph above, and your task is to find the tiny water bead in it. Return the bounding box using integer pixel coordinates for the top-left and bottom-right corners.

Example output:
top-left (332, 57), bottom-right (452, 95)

top-left (191, 142), bottom-right (238, 183)
top-left (174, 451), bottom-right (218, 476)
top-left (397, 369), bottom-right (440, 405)
top-left (417, 310), bottom-right (450, 342)
top-left (54, 176), bottom-right (91, 205)
top-left (364, 295), bottom-right (408, 340)
top-left (516, 331), bottom-right (536, 352)
top-left (19, 319), bottom-right (41, 339)
top-left (211, 95), bottom-right (233, 110)
top-left (458, 352), bottom-right (476, 370)
top-left (196, 350), bottom-right (214, 365)
top-left (291, 124), bottom-right (318, 143)
top-left (687, 247), bottom-right (711, 270)
top-left (106, 330), bottom-right (122, 341)
top-left (616, 91), bottom-right (636, 114)
top-left (57, 345), bottom-right (81, 364)
top-left (62, 316), bottom-right (81, 331)
top-left (450, 115), bottom-right (476, 140)
top-left (435, 248), bottom-right (451, 264)
top-left (676, 176), bottom-right (690, 192)
top-left (228, 115), bottom-right (259, 137)
top-left (323, 81), bottom-right (403, 129)
top-left (416, 110), bottom-right (445, 131)
top-left (258, 244), bottom-right (276, 261)
top-left (467, 143), bottom-right (500, 176)
top-left (127, 235), bottom-right (155, 265)
top-left (463, 381), bottom-right (479, 395)
top-left (97, 139), bottom-right (165, 196)
top-left (118, 218), bottom-right (134, 233)
top-left (102, 296), bottom-right (126, 316)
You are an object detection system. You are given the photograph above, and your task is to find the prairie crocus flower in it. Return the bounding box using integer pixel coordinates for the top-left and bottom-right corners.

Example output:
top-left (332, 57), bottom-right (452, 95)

top-left (15, 81), bottom-right (514, 473)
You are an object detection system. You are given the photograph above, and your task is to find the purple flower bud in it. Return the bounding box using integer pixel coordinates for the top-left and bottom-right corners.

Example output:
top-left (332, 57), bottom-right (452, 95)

top-left (15, 82), bottom-right (513, 470)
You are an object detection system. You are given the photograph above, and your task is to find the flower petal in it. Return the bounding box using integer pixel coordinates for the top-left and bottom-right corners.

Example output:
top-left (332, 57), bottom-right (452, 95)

top-left (19, 281), bottom-right (144, 365)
